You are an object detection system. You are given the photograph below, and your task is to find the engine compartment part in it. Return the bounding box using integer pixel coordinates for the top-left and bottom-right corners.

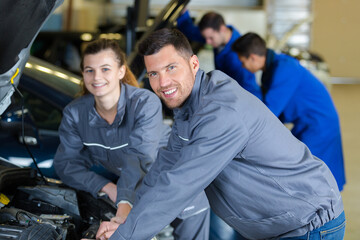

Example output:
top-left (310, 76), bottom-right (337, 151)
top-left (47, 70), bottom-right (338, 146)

top-left (0, 161), bottom-right (173, 239)
top-left (0, 164), bottom-right (116, 240)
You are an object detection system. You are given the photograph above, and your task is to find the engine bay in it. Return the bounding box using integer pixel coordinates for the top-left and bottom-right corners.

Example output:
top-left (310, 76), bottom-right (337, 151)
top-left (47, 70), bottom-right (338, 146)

top-left (0, 162), bottom-right (116, 239)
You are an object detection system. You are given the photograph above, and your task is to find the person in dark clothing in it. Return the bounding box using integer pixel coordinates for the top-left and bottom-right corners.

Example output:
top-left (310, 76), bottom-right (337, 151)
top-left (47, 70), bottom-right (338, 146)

top-left (232, 32), bottom-right (346, 191)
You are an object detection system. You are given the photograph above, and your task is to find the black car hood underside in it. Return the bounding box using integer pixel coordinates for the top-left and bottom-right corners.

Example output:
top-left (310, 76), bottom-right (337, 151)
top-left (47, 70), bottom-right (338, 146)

top-left (0, 0), bottom-right (61, 74)
top-left (0, 0), bottom-right (63, 114)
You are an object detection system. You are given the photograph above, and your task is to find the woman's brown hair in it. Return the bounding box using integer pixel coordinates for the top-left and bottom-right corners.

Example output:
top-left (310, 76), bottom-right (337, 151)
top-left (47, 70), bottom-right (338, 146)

top-left (80, 38), bottom-right (139, 95)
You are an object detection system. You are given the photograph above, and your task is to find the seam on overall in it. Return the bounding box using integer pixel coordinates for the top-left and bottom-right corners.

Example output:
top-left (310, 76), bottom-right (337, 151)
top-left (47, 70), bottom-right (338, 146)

top-left (320, 220), bottom-right (346, 235)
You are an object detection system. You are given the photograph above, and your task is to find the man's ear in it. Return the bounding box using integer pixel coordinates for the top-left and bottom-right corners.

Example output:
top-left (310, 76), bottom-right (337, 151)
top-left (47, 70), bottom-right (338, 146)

top-left (249, 53), bottom-right (261, 64)
top-left (249, 53), bottom-right (265, 71)
top-left (219, 24), bottom-right (227, 33)
top-left (190, 55), bottom-right (200, 74)
top-left (190, 54), bottom-right (200, 70)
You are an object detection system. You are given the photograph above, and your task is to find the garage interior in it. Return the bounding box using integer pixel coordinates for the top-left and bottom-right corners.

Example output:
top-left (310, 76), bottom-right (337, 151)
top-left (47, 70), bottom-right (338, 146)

top-left (1, 0), bottom-right (360, 239)
top-left (61, 1), bottom-right (360, 238)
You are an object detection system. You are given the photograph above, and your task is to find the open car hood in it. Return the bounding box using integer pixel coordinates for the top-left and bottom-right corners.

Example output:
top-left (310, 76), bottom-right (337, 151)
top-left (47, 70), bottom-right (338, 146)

top-left (0, 0), bottom-right (63, 115)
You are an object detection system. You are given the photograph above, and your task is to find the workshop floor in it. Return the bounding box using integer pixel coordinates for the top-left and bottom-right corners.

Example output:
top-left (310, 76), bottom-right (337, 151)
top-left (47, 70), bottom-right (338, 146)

top-left (330, 84), bottom-right (360, 240)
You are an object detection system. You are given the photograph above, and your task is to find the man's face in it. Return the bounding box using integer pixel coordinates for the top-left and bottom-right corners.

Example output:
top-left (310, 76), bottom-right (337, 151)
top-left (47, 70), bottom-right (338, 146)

top-left (238, 54), bottom-right (261, 73)
top-left (144, 45), bottom-right (199, 109)
top-left (201, 28), bottom-right (224, 48)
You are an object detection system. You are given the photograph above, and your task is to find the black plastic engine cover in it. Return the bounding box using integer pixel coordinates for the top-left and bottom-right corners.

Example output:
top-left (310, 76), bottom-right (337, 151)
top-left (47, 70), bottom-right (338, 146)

top-left (0, 0), bottom-right (58, 74)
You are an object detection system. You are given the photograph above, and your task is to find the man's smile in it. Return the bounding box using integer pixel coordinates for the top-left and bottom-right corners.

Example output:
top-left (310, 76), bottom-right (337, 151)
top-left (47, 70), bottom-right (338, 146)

top-left (162, 88), bottom-right (177, 97)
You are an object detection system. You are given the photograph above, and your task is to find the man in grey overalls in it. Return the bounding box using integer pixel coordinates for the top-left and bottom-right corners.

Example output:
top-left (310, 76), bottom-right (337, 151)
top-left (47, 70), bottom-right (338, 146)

top-left (96, 28), bottom-right (345, 240)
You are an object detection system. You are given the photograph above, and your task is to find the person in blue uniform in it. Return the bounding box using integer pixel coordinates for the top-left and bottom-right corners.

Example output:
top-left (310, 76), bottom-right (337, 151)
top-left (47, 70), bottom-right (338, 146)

top-left (53, 38), bottom-right (210, 239)
top-left (232, 32), bottom-right (346, 191)
top-left (177, 10), bottom-right (261, 99)
top-left (95, 28), bottom-right (345, 240)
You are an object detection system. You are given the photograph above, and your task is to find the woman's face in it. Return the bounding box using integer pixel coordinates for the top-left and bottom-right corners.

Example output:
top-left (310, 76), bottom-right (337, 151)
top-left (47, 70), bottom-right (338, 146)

top-left (82, 49), bottom-right (125, 99)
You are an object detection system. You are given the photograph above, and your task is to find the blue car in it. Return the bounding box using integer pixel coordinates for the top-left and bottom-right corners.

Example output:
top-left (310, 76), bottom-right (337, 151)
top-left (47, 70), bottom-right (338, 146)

top-left (0, 56), bottom-right (81, 178)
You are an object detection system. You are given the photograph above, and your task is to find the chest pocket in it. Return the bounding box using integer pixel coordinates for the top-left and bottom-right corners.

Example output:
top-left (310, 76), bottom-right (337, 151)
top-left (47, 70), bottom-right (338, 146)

top-left (83, 143), bottom-right (109, 166)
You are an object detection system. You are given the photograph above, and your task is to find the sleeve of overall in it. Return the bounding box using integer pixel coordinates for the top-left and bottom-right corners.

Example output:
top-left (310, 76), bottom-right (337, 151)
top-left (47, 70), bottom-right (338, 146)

top-left (176, 10), bottom-right (205, 43)
top-left (109, 101), bottom-right (250, 240)
top-left (263, 60), bottom-right (301, 117)
top-left (115, 96), bottom-right (171, 205)
top-left (224, 51), bottom-right (262, 99)
top-left (135, 131), bottom-right (182, 200)
top-left (53, 106), bottom-right (110, 198)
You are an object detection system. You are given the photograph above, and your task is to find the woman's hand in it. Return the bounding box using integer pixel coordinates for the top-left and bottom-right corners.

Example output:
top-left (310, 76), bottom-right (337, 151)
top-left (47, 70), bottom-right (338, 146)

top-left (111, 202), bottom-right (132, 224)
top-left (100, 182), bottom-right (117, 203)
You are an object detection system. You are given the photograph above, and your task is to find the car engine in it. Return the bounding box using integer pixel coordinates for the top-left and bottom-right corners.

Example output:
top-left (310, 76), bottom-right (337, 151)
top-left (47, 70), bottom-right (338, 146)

top-left (0, 161), bottom-right (115, 239)
top-left (0, 160), bottom-right (173, 240)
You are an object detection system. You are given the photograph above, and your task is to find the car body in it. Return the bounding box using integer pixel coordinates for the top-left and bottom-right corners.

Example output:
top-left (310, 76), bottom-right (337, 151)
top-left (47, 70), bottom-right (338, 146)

top-left (0, 56), bottom-right (120, 182)
top-left (0, 56), bottom-right (81, 178)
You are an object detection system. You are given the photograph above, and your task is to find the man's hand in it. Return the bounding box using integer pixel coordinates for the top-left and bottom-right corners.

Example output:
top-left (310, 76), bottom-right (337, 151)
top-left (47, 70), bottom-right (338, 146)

top-left (111, 202), bottom-right (132, 224)
top-left (100, 182), bottom-right (117, 203)
top-left (96, 221), bottom-right (120, 240)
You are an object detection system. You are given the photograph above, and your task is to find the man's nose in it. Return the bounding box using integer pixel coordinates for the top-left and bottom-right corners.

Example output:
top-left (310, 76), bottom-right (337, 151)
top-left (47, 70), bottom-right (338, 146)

top-left (205, 37), bottom-right (214, 46)
top-left (158, 73), bottom-right (170, 87)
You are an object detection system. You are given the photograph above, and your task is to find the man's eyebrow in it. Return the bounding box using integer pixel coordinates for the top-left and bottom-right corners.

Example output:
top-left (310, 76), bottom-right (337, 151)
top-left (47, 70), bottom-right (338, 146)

top-left (146, 71), bottom-right (154, 75)
top-left (163, 62), bottom-right (177, 69)
top-left (146, 62), bottom-right (178, 75)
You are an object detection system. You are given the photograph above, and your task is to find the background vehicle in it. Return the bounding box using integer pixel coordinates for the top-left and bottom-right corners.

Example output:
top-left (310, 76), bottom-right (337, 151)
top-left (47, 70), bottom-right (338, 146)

top-left (0, 56), bottom-right (81, 178)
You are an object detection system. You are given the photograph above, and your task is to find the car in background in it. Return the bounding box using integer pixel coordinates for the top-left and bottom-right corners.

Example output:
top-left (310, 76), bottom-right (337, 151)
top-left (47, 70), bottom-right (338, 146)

top-left (0, 56), bottom-right (82, 178)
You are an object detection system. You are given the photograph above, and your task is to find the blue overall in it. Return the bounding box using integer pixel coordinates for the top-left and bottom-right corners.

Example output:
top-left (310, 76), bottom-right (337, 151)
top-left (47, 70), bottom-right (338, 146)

top-left (258, 49), bottom-right (346, 191)
top-left (177, 11), bottom-right (262, 99)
